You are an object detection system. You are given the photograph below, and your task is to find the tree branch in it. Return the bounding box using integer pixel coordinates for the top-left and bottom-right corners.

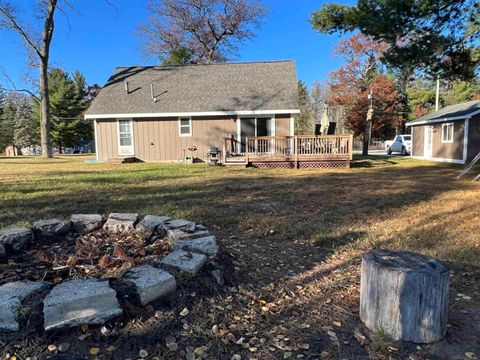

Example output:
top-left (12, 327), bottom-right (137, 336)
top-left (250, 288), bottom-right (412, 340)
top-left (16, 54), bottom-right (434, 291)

top-left (0, 3), bottom-right (43, 59)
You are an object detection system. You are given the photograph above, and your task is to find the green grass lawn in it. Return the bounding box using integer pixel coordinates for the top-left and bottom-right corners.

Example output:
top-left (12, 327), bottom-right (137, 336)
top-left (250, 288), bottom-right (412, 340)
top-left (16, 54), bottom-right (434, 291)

top-left (0, 154), bottom-right (479, 359)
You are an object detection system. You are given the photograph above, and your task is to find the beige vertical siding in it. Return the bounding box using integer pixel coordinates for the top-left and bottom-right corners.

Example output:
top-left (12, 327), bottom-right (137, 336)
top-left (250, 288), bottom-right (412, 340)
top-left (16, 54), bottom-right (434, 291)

top-left (467, 115), bottom-right (480, 163)
top-left (275, 114), bottom-right (292, 136)
top-left (95, 113), bottom-right (294, 162)
top-left (95, 119), bottom-right (118, 161)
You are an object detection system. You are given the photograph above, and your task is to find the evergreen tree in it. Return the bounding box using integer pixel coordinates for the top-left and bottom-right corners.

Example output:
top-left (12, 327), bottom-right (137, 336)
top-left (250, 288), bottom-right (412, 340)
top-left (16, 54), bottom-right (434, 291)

top-left (72, 70), bottom-right (93, 142)
top-left (311, 0), bottom-right (480, 80)
top-left (0, 94), bottom-right (17, 150)
top-left (14, 97), bottom-right (35, 149)
top-left (33, 68), bottom-right (88, 153)
top-left (295, 80), bottom-right (315, 135)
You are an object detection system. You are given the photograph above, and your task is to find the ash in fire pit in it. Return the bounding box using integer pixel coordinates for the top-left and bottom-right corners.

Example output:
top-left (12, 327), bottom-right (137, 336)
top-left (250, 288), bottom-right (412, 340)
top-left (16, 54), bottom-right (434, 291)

top-left (0, 213), bottom-right (221, 333)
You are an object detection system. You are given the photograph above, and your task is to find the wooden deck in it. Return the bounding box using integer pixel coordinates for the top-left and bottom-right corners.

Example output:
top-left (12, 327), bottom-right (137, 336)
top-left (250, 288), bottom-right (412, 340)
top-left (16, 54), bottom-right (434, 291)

top-left (222, 135), bottom-right (353, 169)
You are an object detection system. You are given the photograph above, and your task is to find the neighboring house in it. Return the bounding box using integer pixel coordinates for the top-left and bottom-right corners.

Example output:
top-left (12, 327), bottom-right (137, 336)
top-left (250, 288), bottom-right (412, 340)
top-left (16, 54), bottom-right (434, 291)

top-left (4, 146), bottom-right (20, 157)
top-left (406, 100), bottom-right (480, 164)
top-left (84, 61), bottom-right (300, 163)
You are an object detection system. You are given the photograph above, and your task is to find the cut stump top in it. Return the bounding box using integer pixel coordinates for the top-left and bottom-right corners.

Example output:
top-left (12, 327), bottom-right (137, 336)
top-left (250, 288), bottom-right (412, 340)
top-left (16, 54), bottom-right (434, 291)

top-left (363, 249), bottom-right (449, 274)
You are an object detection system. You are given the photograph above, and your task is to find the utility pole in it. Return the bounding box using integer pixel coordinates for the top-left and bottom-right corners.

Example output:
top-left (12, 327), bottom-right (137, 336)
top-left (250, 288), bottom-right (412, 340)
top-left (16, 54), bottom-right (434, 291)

top-left (435, 76), bottom-right (440, 111)
top-left (363, 90), bottom-right (374, 156)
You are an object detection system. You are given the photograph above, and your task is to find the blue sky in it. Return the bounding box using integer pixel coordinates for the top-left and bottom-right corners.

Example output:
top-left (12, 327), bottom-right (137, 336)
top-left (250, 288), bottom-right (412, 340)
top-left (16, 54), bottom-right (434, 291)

top-left (0, 0), bottom-right (352, 90)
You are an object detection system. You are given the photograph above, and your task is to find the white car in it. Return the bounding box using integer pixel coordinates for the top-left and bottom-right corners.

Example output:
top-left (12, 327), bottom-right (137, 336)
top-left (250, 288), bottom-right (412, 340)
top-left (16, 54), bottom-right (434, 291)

top-left (386, 135), bottom-right (412, 155)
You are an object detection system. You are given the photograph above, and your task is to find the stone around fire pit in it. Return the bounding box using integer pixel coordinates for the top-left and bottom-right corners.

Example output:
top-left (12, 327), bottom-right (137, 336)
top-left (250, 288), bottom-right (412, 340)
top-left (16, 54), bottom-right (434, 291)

top-left (103, 213), bottom-right (138, 234)
top-left (0, 227), bottom-right (34, 252)
top-left (43, 279), bottom-right (122, 330)
top-left (168, 228), bottom-right (210, 241)
top-left (161, 250), bottom-right (207, 274)
top-left (172, 236), bottom-right (219, 257)
top-left (71, 214), bottom-right (103, 234)
top-left (135, 215), bottom-right (170, 237)
top-left (164, 219), bottom-right (196, 233)
top-left (33, 219), bottom-right (71, 240)
top-left (0, 281), bottom-right (49, 332)
top-left (122, 265), bottom-right (176, 305)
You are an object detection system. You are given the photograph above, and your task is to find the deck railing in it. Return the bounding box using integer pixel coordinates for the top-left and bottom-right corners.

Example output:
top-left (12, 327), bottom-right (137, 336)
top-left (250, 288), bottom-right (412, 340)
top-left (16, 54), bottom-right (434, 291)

top-left (223, 134), bottom-right (353, 164)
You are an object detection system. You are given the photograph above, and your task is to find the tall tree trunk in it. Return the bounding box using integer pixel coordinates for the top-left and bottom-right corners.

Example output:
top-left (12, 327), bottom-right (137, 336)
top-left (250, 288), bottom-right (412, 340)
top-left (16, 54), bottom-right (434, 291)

top-left (39, 60), bottom-right (53, 158)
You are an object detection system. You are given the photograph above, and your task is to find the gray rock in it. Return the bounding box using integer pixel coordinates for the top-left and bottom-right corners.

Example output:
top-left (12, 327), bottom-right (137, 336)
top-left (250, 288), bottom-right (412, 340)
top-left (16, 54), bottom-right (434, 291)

top-left (103, 213), bottom-right (138, 234)
top-left (172, 236), bottom-right (219, 257)
top-left (136, 215), bottom-right (170, 236)
top-left (0, 281), bottom-right (49, 332)
top-left (43, 279), bottom-right (122, 330)
top-left (122, 265), bottom-right (176, 305)
top-left (167, 228), bottom-right (210, 241)
top-left (195, 224), bottom-right (207, 231)
top-left (71, 214), bottom-right (103, 234)
top-left (32, 219), bottom-right (71, 240)
top-left (164, 219), bottom-right (196, 232)
top-left (161, 250), bottom-right (207, 275)
top-left (0, 227), bottom-right (33, 252)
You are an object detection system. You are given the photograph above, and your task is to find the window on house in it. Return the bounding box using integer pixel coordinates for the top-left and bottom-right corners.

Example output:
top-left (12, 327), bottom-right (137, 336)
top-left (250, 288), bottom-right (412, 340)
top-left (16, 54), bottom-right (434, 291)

top-left (179, 117), bottom-right (192, 137)
top-left (442, 123), bottom-right (454, 143)
top-left (118, 120), bottom-right (132, 146)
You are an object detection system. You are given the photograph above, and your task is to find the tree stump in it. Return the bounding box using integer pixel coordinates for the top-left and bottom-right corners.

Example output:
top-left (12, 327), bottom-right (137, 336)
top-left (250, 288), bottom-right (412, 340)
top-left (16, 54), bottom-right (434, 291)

top-left (360, 249), bottom-right (450, 343)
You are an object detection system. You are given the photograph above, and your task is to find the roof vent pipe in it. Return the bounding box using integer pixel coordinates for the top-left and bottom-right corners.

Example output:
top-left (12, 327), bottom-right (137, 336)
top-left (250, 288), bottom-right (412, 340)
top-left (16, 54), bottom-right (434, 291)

top-left (151, 83), bottom-right (157, 103)
top-left (124, 80), bottom-right (129, 94)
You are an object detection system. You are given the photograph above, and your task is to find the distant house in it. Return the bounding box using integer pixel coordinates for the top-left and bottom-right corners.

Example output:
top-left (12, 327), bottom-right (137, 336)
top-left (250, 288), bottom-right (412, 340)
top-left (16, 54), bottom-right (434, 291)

top-left (84, 61), bottom-right (300, 163)
top-left (406, 100), bottom-right (480, 164)
top-left (4, 146), bottom-right (20, 157)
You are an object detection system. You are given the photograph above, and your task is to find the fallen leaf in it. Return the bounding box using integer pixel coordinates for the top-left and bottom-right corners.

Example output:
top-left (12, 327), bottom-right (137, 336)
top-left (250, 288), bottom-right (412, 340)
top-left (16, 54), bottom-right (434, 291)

top-left (98, 255), bottom-right (111, 268)
top-left (167, 343), bottom-right (178, 351)
top-left (165, 336), bottom-right (176, 344)
top-left (332, 321), bottom-right (342, 327)
top-left (90, 347), bottom-right (100, 355)
top-left (194, 346), bottom-right (205, 354)
top-left (139, 349), bottom-right (148, 358)
top-left (180, 308), bottom-right (189, 317)
top-left (113, 244), bottom-right (128, 258)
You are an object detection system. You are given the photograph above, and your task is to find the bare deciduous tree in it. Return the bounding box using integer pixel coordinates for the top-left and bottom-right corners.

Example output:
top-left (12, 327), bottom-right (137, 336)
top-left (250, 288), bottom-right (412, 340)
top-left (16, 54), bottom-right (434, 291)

top-left (0, 0), bottom-right (59, 157)
top-left (140, 0), bottom-right (267, 64)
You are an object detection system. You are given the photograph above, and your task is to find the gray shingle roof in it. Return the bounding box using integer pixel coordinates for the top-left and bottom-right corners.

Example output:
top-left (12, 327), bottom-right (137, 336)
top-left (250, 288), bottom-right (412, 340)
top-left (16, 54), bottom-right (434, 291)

top-left (406, 100), bottom-right (480, 126)
top-left (85, 61), bottom-right (299, 117)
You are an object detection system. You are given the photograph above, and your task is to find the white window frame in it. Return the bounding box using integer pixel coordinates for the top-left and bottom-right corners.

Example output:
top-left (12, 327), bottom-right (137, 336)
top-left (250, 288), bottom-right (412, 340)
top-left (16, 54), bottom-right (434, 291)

top-left (178, 117), bottom-right (192, 137)
top-left (117, 118), bottom-right (135, 156)
top-left (441, 123), bottom-right (454, 143)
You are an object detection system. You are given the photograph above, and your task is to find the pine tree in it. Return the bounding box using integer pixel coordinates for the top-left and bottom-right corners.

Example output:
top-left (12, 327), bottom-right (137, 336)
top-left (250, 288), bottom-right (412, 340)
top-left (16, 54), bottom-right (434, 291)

top-left (0, 94), bottom-right (17, 150)
top-left (295, 80), bottom-right (315, 135)
top-left (72, 70), bottom-right (93, 143)
top-left (0, 87), bottom-right (5, 151)
top-left (33, 68), bottom-right (89, 153)
top-left (14, 97), bottom-right (34, 150)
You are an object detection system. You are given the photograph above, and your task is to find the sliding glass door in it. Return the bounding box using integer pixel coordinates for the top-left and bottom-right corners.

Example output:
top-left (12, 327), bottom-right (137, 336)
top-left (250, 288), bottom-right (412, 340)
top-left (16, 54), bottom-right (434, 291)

top-left (239, 117), bottom-right (273, 153)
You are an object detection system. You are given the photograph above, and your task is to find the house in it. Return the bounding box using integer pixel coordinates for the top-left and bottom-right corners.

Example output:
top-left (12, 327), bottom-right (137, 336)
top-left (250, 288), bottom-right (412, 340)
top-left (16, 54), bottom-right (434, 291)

top-left (406, 100), bottom-right (480, 164)
top-left (85, 61), bottom-right (353, 168)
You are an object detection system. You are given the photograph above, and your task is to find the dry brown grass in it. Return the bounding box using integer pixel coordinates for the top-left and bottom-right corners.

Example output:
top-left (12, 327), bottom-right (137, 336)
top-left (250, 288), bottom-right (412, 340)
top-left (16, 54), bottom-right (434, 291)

top-left (0, 154), bottom-right (479, 359)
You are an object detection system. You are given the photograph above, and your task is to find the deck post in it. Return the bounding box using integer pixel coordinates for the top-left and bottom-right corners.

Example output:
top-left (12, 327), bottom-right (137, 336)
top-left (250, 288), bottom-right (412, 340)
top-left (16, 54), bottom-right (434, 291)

top-left (222, 137), bottom-right (227, 165)
top-left (349, 134), bottom-right (353, 161)
top-left (294, 136), bottom-right (299, 169)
